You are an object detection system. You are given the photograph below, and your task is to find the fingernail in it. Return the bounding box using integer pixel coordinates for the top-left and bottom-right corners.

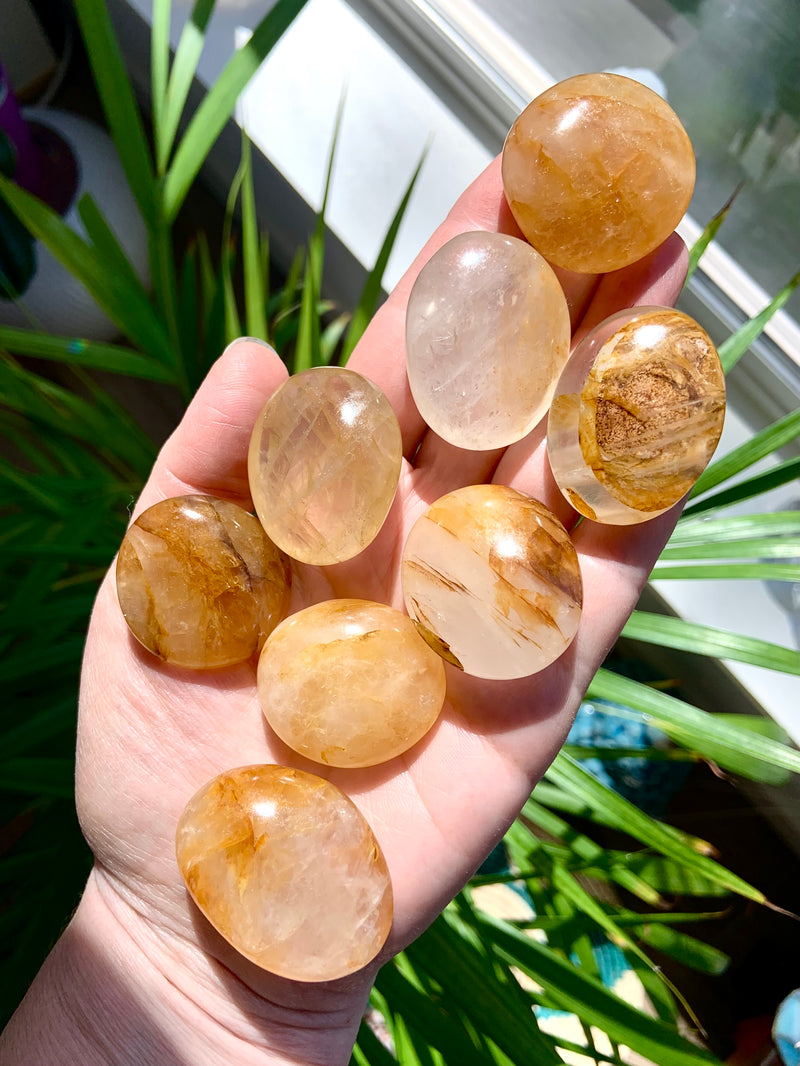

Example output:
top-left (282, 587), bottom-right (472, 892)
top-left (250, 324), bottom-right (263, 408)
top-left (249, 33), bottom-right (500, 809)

top-left (222, 336), bottom-right (274, 357)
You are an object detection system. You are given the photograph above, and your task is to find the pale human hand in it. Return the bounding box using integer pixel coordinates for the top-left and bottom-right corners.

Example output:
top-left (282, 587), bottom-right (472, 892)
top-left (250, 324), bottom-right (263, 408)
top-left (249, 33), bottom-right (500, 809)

top-left (4, 156), bottom-right (688, 1066)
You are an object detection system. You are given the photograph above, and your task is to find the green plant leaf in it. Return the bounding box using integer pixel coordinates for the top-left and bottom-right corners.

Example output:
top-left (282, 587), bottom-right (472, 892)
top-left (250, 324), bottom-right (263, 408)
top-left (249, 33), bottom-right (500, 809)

top-left (718, 272), bottom-right (800, 373)
top-left (651, 561), bottom-right (799, 581)
top-left (239, 135), bottom-right (269, 342)
top-left (71, 0), bottom-right (157, 228)
top-left (659, 536), bottom-right (799, 561)
top-left (689, 409), bottom-right (799, 499)
top-left (0, 176), bottom-right (172, 363)
top-left (685, 184), bottom-right (742, 282)
top-left (163, 0), bottom-right (311, 221)
top-left (670, 511), bottom-right (799, 544)
top-left (157, 0), bottom-right (216, 173)
top-left (341, 142), bottom-right (429, 362)
top-left (0, 326), bottom-right (177, 384)
top-left (622, 611), bottom-right (799, 674)
top-left (588, 669), bottom-right (800, 776)
top-left (477, 914), bottom-right (721, 1065)
top-left (683, 458), bottom-right (800, 517)
top-left (547, 753), bottom-right (770, 902)
top-left (150, 0), bottom-right (171, 149)
top-left (0, 758), bottom-right (74, 797)
top-left (633, 921), bottom-right (730, 975)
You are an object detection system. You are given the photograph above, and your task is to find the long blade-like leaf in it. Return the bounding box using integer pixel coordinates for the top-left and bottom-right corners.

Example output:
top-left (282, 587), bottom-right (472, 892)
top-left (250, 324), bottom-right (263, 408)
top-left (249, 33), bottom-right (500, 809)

top-left (240, 135), bottom-right (268, 341)
top-left (341, 143), bottom-right (429, 362)
top-left (690, 409), bottom-right (799, 499)
top-left (150, 0), bottom-right (172, 147)
top-left (718, 272), bottom-right (800, 373)
top-left (659, 536), bottom-right (799, 561)
top-left (163, 0), bottom-right (310, 221)
top-left (0, 176), bottom-right (172, 362)
top-left (622, 610), bottom-right (799, 674)
top-left (0, 327), bottom-right (175, 383)
top-left (670, 512), bottom-right (800, 544)
top-left (71, 0), bottom-right (156, 228)
top-left (685, 184), bottom-right (742, 282)
top-left (588, 668), bottom-right (800, 775)
top-left (683, 458), bottom-right (800, 517)
top-left (157, 0), bottom-right (216, 173)
top-left (651, 561), bottom-right (800, 581)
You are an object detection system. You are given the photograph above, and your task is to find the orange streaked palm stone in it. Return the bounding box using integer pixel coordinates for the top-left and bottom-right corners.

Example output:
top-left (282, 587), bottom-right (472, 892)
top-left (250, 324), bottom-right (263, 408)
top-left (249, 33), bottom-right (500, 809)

top-left (175, 765), bottom-right (393, 982)
top-left (248, 367), bottom-right (402, 565)
top-left (116, 495), bottom-right (291, 669)
top-left (401, 485), bottom-right (582, 680)
top-left (502, 73), bottom-right (695, 273)
top-left (257, 599), bottom-right (447, 767)
top-left (547, 307), bottom-right (726, 524)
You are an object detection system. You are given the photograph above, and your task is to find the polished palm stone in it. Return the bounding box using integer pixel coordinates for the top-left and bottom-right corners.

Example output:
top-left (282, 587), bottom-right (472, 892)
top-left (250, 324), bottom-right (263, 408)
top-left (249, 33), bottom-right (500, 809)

top-left (547, 307), bottom-right (726, 524)
top-left (248, 367), bottom-right (403, 565)
top-left (502, 73), bottom-right (695, 273)
top-left (405, 231), bottom-right (571, 449)
top-left (258, 599), bottom-right (447, 768)
top-left (175, 765), bottom-right (393, 982)
top-left (116, 495), bottom-right (291, 669)
top-left (401, 485), bottom-right (582, 679)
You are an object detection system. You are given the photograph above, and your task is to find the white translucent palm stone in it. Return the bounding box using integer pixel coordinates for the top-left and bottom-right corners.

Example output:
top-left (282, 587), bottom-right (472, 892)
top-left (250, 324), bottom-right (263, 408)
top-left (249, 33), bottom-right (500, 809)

top-left (405, 231), bottom-right (571, 449)
top-left (547, 307), bottom-right (726, 524)
top-left (248, 367), bottom-right (402, 564)
top-left (401, 484), bottom-right (582, 679)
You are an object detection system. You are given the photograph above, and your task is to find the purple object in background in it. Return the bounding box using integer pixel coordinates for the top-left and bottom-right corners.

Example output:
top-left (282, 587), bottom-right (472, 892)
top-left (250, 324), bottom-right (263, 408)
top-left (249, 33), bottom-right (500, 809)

top-left (0, 58), bottom-right (41, 195)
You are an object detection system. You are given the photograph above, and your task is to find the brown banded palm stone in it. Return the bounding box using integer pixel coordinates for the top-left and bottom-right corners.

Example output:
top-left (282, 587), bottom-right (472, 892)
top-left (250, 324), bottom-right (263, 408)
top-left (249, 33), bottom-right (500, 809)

top-left (401, 485), bottom-right (582, 680)
top-left (258, 599), bottom-right (447, 767)
top-left (175, 765), bottom-right (393, 981)
top-left (405, 231), bottom-right (571, 449)
top-left (502, 73), bottom-right (695, 273)
top-left (248, 367), bottom-right (403, 565)
top-left (547, 307), bottom-right (726, 524)
top-left (116, 495), bottom-right (291, 669)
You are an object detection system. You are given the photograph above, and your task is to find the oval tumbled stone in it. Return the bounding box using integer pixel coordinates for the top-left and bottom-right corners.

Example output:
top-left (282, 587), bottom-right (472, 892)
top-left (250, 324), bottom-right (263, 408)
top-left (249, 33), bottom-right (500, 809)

top-left (248, 367), bottom-right (402, 565)
top-left (401, 485), bottom-right (582, 680)
top-left (502, 73), bottom-right (695, 273)
top-left (547, 307), bottom-right (726, 524)
top-left (406, 231), bottom-right (571, 450)
top-left (176, 765), bottom-right (393, 982)
top-left (258, 599), bottom-right (447, 767)
top-left (116, 495), bottom-right (291, 669)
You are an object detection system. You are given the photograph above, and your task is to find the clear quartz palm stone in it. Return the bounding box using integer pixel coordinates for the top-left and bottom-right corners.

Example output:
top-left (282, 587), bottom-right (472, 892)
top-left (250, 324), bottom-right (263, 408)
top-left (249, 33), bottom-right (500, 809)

top-left (502, 73), bottom-right (696, 273)
top-left (401, 484), bottom-right (582, 680)
top-left (175, 765), bottom-right (393, 982)
top-left (405, 231), bottom-right (571, 449)
top-left (547, 307), bottom-right (726, 524)
top-left (116, 495), bottom-right (291, 669)
top-left (248, 367), bottom-right (403, 565)
top-left (258, 599), bottom-right (447, 767)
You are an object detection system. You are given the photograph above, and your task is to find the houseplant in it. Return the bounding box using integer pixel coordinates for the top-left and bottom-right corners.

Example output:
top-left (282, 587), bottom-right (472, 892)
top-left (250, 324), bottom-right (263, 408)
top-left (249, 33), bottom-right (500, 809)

top-left (0, 0), bottom-right (798, 1060)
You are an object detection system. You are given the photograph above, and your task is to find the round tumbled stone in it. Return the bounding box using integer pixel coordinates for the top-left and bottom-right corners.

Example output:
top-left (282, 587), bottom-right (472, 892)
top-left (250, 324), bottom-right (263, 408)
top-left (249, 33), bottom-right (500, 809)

top-left (116, 495), bottom-right (290, 669)
top-left (258, 599), bottom-right (447, 768)
top-left (405, 231), bottom-right (571, 449)
top-left (502, 73), bottom-right (695, 273)
top-left (547, 307), bottom-right (726, 525)
top-left (248, 367), bottom-right (402, 565)
top-left (401, 485), bottom-right (582, 680)
top-left (176, 765), bottom-right (393, 982)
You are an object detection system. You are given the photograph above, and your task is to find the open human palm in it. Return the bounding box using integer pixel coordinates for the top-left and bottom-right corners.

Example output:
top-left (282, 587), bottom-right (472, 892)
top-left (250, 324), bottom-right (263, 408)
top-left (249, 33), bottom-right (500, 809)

top-left (71, 156), bottom-right (688, 1062)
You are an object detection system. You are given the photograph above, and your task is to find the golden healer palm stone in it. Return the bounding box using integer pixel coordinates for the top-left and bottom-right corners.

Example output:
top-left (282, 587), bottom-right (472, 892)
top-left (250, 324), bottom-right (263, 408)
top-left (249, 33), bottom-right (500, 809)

top-left (116, 495), bottom-right (291, 669)
top-left (401, 485), bottom-right (582, 679)
top-left (258, 599), bottom-right (447, 768)
top-left (176, 765), bottom-right (393, 982)
top-left (502, 73), bottom-right (695, 273)
top-left (547, 307), bottom-right (726, 523)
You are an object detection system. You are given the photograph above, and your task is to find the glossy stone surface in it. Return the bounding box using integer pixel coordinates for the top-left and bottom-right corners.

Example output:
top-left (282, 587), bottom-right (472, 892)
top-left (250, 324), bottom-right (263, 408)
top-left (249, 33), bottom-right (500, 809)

top-left (405, 231), bottom-right (571, 449)
top-left (547, 307), bottom-right (726, 524)
top-left (176, 765), bottom-right (393, 981)
top-left (258, 599), bottom-right (446, 768)
top-left (502, 73), bottom-right (695, 273)
top-left (116, 495), bottom-right (291, 669)
top-left (248, 367), bottom-right (402, 565)
top-left (401, 485), bottom-right (582, 679)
